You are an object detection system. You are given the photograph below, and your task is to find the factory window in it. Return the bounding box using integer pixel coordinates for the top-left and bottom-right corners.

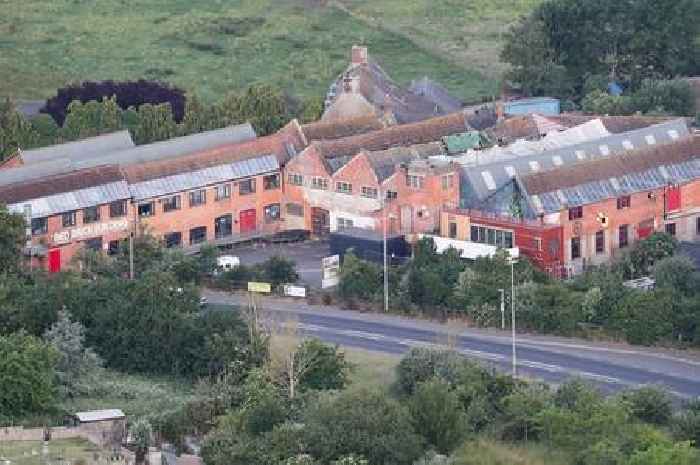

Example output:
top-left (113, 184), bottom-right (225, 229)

top-left (311, 177), bottom-right (328, 190)
top-left (448, 222), bottom-right (457, 239)
top-left (239, 178), bottom-right (256, 195)
top-left (84, 237), bottom-right (102, 251)
top-left (442, 174), bottom-right (454, 190)
top-left (264, 174), bottom-right (280, 190)
top-left (568, 206), bottom-right (583, 220)
top-left (215, 184), bottom-right (231, 201)
top-left (696, 217), bottom-right (700, 235)
top-left (189, 189), bottom-right (207, 207)
top-left (617, 195), bottom-right (631, 210)
top-left (83, 206), bottom-right (100, 224)
top-left (62, 211), bottom-right (76, 228)
top-left (138, 202), bottom-right (155, 217)
top-left (109, 200), bottom-right (127, 218)
top-left (619, 225), bottom-right (629, 248)
top-left (162, 195), bottom-right (181, 212)
top-left (108, 239), bottom-right (123, 255)
top-left (571, 237), bottom-right (581, 259)
top-left (386, 190), bottom-right (398, 200)
top-left (189, 226), bottom-right (207, 245)
top-left (361, 186), bottom-right (378, 198)
top-left (665, 223), bottom-right (676, 236)
top-left (215, 214), bottom-right (233, 238)
top-left (595, 230), bottom-right (605, 254)
top-left (286, 203), bottom-right (304, 217)
top-left (336, 181), bottom-right (352, 194)
top-left (406, 175), bottom-right (424, 189)
top-left (337, 217), bottom-right (354, 230)
top-left (288, 173), bottom-right (303, 186)
top-left (470, 225), bottom-right (513, 248)
top-left (164, 232), bottom-right (182, 248)
top-left (31, 217), bottom-right (48, 236)
top-left (264, 204), bottom-right (281, 222)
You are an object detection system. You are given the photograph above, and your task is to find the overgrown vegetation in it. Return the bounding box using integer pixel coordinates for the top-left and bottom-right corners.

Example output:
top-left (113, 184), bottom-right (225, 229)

top-left (338, 234), bottom-right (700, 347)
top-left (501, 0), bottom-right (699, 115)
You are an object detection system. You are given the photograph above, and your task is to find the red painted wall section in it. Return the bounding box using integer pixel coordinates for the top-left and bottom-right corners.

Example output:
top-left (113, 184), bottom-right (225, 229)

top-left (667, 186), bottom-right (681, 211)
top-left (48, 248), bottom-right (61, 273)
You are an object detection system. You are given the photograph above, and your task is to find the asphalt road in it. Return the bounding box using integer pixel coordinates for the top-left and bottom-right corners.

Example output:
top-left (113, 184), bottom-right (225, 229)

top-left (203, 290), bottom-right (700, 399)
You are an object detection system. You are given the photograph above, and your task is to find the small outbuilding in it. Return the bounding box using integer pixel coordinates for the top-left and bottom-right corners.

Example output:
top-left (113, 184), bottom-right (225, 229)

top-left (72, 409), bottom-right (127, 448)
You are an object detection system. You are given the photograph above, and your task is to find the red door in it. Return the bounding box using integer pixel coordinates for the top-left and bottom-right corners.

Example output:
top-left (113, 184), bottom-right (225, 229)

top-left (48, 248), bottom-right (61, 273)
top-left (239, 209), bottom-right (257, 233)
top-left (666, 186), bottom-right (681, 211)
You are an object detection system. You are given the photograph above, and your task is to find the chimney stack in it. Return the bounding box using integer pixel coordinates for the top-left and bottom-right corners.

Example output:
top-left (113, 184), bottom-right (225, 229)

top-left (351, 45), bottom-right (369, 66)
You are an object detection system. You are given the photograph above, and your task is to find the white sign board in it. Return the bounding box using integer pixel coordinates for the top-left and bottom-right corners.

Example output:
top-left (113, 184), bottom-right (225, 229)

top-left (322, 254), bottom-right (341, 289)
top-left (283, 285), bottom-right (307, 298)
top-left (422, 235), bottom-right (520, 260)
top-left (52, 219), bottom-right (129, 245)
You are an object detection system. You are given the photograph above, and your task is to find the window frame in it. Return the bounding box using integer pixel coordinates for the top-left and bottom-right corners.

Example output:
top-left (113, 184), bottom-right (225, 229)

top-left (448, 222), bottom-right (457, 239)
top-left (441, 174), bottom-right (453, 190)
top-left (264, 173), bottom-right (281, 190)
top-left (386, 190), bottom-right (398, 200)
top-left (31, 217), bottom-right (48, 236)
top-left (161, 195), bottom-right (181, 212)
top-left (83, 205), bottom-right (100, 224)
top-left (361, 186), bottom-right (378, 198)
top-left (336, 181), bottom-right (352, 194)
top-left (214, 184), bottom-right (231, 201)
top-left (264, 204), bottom-right (281, 223)
top-left (311, 177), bottom-right (328, 190)
top-left (406, 174), bottom-right (425, 189)
top-left (337, 217), bottom-right (354, 230)
top-left (665, 223), bottom-right (676, 236)
top-left (239, 178), bottom-right (256, 195)
top-left (189, 189), bottom-right (207, 207)
top-left (138, 201), bottom-right (155, 217)
top-left (595, 230), bottom-right (605, 254)
top-left (619, 225), bottom-right (629, 248)
top-left (568, 206), bottom-right (583, 221)
top-left (164, 232), bottom-right (182, 248)
top-left (616, 195), bottom-right (631, 210)
top-left (109, 200), bottom-right (127, 218)
top-left (571, 236), bottom-right (582, 259)
top-left (288, 173), bottom-right (303, 186)
top-left (214, 214), bottom-right (233, 239)
top-left (286, 203), bottom-right (304, 217)
top-left (189, 226), bottom-right (207, 245)
top-left (62, 211), bottom-right (76, 228)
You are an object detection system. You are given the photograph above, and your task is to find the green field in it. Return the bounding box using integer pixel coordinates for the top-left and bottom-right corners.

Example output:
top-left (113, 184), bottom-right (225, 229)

top-left (0, 438), bottom-right (98, 465)
top-left (0, 0), bottom-right (538, 105)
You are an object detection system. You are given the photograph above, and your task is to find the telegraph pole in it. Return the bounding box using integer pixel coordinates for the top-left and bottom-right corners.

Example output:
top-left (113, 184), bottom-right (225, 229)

top-left (382, 189), bottom-right (389, 313)
top-left (499, 288), bottom-right (505, 330)
top-left (511, 258), bottom-right (518, 378)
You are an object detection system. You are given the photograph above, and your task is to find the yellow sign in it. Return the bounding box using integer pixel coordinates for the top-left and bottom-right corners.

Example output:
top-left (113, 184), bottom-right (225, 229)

top-left (248, 281), bottom-right (272, 293)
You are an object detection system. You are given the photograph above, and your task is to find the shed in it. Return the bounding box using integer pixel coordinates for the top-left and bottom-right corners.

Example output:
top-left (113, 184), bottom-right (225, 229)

top-left (504, 98), bottom-right (560, 116)
top-left (72, 409), bottom-right (127, 448)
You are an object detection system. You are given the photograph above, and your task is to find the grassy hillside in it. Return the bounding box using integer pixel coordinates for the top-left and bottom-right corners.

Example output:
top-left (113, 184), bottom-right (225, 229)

top-left (0, 0), bottom-right (537, 104)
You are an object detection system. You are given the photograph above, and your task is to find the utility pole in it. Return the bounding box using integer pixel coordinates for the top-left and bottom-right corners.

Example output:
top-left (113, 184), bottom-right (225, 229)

top-left (382, 189), bottom-right (389, 313)
top-left (499, 288), bottom-right (505, 330)
top-left (129, 212), bottom-right (136, 280)
top-left (511, 258), bottom-right (518, 378)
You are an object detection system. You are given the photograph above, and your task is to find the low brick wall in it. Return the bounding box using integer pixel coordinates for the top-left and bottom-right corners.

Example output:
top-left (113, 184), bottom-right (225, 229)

top-left (0, 426), bottom-right (111, 447)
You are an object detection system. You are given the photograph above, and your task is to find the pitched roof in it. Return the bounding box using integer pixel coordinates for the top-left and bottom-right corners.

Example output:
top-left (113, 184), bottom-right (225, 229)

top-left (366, 142), bottom-right (445, 182)
top-left (550, 115), bottom-right (675, 134)
top-left (521, 136), bottom-right (700, 196)
top-left (324, 50), bottom-right (462, 124)
top-left (19, 130), bottom-right (135, 166)
top-left (313, 111), bottom-right (473, 159)
top-left (301, 115), bottom-right (385, 141)
top-left (520, 136), bottom-right (700, 213)
top-left (461, 118), bottom-right (690, 204)
top-left (0, 165), bottom-right (125, 205)
top-left (0, 124), bottom-right (257, 186)
top-left (409, 77), bottom-right (463, 114)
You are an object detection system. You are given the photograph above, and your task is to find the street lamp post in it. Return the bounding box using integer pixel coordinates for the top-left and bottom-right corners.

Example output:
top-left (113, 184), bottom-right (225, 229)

top-left (510, 257), bottom-right (518, 378)
top-left (381, 189), bottom-right (389, 313)
top-left (498, 288), bottom-right (505, 330)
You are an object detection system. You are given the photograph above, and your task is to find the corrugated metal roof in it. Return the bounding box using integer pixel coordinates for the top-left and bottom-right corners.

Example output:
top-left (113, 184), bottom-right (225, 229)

top-left (128, 154), bottom-right (279, 200)
top-left (444, 131), bottom-right (481, 153)
top-left (461, 118), bottom-right (689, 203)
top-left (533, 159), bottom-right (700, 214)
top-left (8, 180), bottom-right (130, 219)
top-left (0, 124), bottom-right (256, 186)
top-left (74, 409), bottom-right (125, 422)
top-left (20, 131), bottom-right (135, 166)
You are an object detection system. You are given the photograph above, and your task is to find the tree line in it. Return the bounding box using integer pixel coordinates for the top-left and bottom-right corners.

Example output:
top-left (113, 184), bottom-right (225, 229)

top-left (0, 80), bottom-right (325, 162)
top-left (501, 0), bottom-right (699, 117)
top-left (338, 233), bottom-right (700, 347)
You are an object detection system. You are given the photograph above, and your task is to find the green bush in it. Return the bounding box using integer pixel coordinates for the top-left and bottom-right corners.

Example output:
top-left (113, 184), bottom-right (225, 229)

top-left (621, 387), bottom-right (673, 426)
top-left (409, 378), bottom-right (468, 454)
top-left (395, 347), bottom-right (464, 395)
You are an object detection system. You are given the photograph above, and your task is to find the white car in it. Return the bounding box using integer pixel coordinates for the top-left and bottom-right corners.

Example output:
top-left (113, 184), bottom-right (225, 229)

top-left (216, 255), bottom-right (240, 273)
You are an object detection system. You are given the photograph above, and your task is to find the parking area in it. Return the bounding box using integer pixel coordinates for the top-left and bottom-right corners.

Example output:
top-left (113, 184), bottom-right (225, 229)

top-left (223, 239), bottom-right (330, 288)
